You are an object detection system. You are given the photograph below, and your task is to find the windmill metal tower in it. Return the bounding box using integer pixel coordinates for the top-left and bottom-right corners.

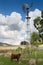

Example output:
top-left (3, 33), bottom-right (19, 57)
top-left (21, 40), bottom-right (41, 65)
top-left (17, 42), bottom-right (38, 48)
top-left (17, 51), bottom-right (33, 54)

top-left (22, 3), bottom-right (33, 43)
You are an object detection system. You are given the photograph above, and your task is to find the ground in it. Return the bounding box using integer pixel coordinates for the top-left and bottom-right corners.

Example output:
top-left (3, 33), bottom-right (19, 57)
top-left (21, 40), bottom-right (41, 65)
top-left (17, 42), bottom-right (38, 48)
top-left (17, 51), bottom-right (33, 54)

top-left (0, 46), bottom-right (43, 65)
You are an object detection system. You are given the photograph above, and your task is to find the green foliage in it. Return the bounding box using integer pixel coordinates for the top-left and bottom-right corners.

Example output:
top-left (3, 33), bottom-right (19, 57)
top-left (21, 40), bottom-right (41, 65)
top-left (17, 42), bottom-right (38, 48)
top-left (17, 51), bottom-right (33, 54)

top-left (34, 17), bottom-right (41, 24)
top-left (36, 41), bottom-right (43, 45)
top-left (30, 32), bottom-right (39, 46)
top-left (41, 11), bottom-right (43, 18)
top-left (40, 19), bottom-right (43, 27)
top-left (34, 17), bottom-right (41, 30)
top-left (32, 42), bottom-right (42, 47)
top-left (34, 11), bottom-right (43, 41)
top-left (21, 41), bottom-right (28, 45)
top-left (16, 47), bottom-right (22, 53)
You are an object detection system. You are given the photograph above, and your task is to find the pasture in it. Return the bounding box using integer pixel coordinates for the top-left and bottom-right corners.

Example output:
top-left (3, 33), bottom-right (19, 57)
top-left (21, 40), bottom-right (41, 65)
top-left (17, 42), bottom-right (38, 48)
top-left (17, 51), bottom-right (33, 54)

top-left (0, 46), bottom-right (43, 65)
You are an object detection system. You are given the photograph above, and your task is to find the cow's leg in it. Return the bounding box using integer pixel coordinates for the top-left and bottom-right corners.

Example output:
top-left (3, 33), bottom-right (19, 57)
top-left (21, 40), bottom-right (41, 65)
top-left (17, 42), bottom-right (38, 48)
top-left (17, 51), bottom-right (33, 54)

top-left (17, 58), bottom-right (18, 61)
top-left (11, 57), bottom-right (13, 61)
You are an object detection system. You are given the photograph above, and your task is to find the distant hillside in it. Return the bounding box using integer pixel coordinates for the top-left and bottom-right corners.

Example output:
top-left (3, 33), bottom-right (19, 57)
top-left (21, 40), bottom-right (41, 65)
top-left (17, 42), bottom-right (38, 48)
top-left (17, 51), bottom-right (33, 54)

top-left (0, 42), bottom-right (13, 46)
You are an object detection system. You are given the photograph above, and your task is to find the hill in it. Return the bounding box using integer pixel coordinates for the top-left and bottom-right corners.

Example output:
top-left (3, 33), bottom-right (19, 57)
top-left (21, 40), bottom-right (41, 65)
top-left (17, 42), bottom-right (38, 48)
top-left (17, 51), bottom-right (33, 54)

top-left (0, 42), bottom-right (13, 46)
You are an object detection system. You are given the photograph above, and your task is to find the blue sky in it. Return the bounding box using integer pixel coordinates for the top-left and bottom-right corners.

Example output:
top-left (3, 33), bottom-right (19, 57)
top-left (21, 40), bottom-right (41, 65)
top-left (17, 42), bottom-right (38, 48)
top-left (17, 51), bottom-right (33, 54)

top-left (0, 0), bottom-right (43, 20)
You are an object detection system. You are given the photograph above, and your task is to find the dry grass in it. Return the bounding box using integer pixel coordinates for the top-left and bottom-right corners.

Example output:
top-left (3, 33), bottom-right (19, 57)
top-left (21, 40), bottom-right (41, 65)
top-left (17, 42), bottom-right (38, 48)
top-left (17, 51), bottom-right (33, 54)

top-left (29, 59), bottom-right (36, 65)
top-left (0, 45), bottom-right (26, 50)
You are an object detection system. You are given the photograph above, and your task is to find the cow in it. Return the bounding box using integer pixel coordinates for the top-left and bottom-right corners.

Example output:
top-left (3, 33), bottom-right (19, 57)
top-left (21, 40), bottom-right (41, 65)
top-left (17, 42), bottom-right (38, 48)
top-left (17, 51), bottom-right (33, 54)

top-left (11, 53), bottom-right (21, 61)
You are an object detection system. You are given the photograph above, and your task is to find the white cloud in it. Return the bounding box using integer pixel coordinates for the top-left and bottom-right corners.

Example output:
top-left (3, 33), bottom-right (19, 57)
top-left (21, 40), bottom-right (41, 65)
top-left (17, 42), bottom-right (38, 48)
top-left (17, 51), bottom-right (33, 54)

top-left (29, 9), bottom-right (41, 32)
top-left (0, 9), bottom-right (41, 45)
top-left (29, 9), bottom-right (41, 19)
top-left (0, 14), bottom-right (7, 25)
top-left (6, 12), bottom-right (22, 25)
top-left (0, 12), bottom-right (24, 45)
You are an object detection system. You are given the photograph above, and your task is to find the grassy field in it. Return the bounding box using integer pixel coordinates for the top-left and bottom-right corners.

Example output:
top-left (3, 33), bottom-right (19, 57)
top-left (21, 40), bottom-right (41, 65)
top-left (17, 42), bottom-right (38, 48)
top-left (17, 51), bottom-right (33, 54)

top-left (0, 46), bottom-right (43, 65)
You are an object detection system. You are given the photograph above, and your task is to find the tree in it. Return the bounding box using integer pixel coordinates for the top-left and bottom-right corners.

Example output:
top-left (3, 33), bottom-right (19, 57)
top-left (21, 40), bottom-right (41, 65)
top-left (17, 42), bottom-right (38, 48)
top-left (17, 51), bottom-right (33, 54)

top-left (30, 32), bottom-right (39, 46)
top-left (21, 41), bottom-right (28, 45)
top-left (34, 11), bottom-right (43, 41)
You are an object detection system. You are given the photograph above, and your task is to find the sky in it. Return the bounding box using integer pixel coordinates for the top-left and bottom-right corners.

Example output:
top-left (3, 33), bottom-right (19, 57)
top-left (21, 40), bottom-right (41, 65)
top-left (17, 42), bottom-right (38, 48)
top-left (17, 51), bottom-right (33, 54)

top-left (0, 0), bottom-right (43, 19)
top-left (0, 0), bottom-right (42, 45)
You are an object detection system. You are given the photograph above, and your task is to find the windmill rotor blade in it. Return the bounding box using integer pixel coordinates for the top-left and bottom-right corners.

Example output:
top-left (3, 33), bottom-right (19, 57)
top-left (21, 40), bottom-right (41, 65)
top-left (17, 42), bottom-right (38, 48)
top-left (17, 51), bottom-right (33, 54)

top-left (22, 4), bottom-right (26, 13)
top-left (22, 3), bottom-right (29, 13)
top-left (29, 3), bottom-right (34, 8)
top-left (22, 4), bottom-right (29, 10)
top-left (22, 3), bottom-right (33, 13)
